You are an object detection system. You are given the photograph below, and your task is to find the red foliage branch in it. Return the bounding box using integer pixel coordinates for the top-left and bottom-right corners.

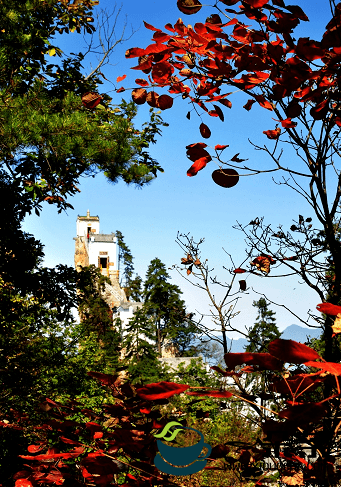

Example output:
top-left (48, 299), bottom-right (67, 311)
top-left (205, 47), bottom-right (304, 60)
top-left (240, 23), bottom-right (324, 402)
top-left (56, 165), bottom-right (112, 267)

top-left (124, 0), bottom-right (341, 180)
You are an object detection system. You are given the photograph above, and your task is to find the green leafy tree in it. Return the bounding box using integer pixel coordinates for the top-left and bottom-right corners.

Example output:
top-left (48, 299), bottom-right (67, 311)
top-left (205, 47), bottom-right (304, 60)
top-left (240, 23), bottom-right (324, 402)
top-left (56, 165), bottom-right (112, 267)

top-left (0, 0), bottom-right (167, 409)
top-left (143, 257), bottom-right (197, 355)
top-left (245, 298), bottom-right (281, 353)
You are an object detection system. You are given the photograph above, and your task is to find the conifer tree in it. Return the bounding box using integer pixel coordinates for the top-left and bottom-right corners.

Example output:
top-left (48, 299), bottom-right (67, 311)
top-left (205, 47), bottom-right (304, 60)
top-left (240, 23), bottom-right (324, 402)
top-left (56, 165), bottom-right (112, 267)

top-left (122, 308), bottom-right (164, 384)
top-left (245, 298), bottom-right (281, 400)
top-left (143, 258), bottom-right (196, 355)
top-left (245, 298), bottom-right (281, 353)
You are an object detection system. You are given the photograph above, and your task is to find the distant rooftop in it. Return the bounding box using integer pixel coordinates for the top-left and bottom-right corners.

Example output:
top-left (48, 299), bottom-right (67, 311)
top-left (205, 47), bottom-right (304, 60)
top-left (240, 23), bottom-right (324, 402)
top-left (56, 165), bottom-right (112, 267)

top-left (78, 209), bottom-right (99, 221)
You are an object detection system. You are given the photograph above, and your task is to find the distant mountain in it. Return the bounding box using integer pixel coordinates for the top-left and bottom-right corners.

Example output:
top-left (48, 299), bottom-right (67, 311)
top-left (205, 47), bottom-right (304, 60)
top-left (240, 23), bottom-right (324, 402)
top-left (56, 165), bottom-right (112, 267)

top-left (225, 324), bottom-right (321, 353)
top-left (280, 324), bottom-right (321, 343)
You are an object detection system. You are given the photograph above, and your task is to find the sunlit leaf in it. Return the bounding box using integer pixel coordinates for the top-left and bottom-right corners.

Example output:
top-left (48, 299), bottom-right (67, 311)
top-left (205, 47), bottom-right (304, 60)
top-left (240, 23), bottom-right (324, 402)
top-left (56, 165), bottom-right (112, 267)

top-left (132, 88), bottom-right (147, 105)
top-left (268, 339), bottom-right (321, 363)
top-left (187, 156), bottom-right (211, 176)
top-left (116, 75), bottom-right (126, 83)
top-left (135, 78), bottom-right (149, 86)
top-left (81, 92), bottom-right (101, 109)
top-left (125, 47), bottom-right (145, 58)
top-left (316, 302), bottom-right (341, 316)
top-left (263, 128), bottom-right (281, 139)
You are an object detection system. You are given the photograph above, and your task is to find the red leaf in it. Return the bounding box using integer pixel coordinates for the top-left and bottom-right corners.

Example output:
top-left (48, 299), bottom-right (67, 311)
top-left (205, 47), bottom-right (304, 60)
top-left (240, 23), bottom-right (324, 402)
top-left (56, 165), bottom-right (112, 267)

top-left (256, 95), bottom-right (273, 111)
top-left (278, 402), bottom-right (327, 425)
top-left (87, 371), bottom-right (119, 385)
top-left (135, 78), bottom-right (149, 86)
top-left (268, 339), bottom-right (321, 363)
top-left (210, 365), bottom-right (229, 376)
top-left (233, 268), bottom-right (246, 273)
top-left (243, 99), bottom-right (256, 111)
top-left (81, 92), bottom-right (101, 109)
top-left (152, 61), bottom-right (174, 84)
top-left (125, 47), bottom-right (145, 58)
top-left (15, 481), bottom-right (33, 487)
top-left (136, 381), bottom-right (190, 400)
top-left (263, 128), bottom-right (281, 139)
top-left (335, 116), bottom-right (341, 127)
top-left (186, 142), bottom-right (210, 162)
top-left (243, 0), bottom-right (268, 6)
top-left (316, 303), bottom-right (341, 316)
top-left (215, 144), bottom-right (229, 151)
top-left (143, 21), bottom-right (161, 31)
top-left (140, 407), bottom-right (151, 414)
top-left (187, 156), bottom-right (211, 176)
top-left (200, 123), bottom-right (211, 138)
top-left (177, 0), bottom-right (202, 15)
top-left (157, 94), bottom-right (173, 110)
top-left (27, 444), bottom-right (45, 453)
top-left (296, 38), bottom-right (324, 61)
top-left (304, 361), bottom-right (341, 375)
top-left (213, 104), bottom-right (224, 121)
top-left (132, 88), bottom-right (147, 105)
top-left (224, 352), bottom-right (283, 371)
top-left (310, 99), bottom-right (328, 120)
top-left (116, 74), bottom-right (126, 83)
top-left (286, 5), bottom-right (309, 21)
top-left (116, 87), bottom-right (125, 93)
top-left (146, 91), bottom-right (160, 108)
top-left (270, 373), bottom-right (326, 395)
top-left (224, 352), bottom-right (255, 370)
top-left (219, 99), bottom-right (232, 108)
top-left (280, 118), bottom-right (297, 128)
top-left (186, 390), bottom-right (233, 397)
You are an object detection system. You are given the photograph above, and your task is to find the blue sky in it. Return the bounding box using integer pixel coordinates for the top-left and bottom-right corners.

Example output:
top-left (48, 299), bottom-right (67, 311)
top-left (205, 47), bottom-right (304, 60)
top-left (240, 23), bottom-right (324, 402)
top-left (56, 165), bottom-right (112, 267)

top-left (22, 0), bottom-right (333, 338)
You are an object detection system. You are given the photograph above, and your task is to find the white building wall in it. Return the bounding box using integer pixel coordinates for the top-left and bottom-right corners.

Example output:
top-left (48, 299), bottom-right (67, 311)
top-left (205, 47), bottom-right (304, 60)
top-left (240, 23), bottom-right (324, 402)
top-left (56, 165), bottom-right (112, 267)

top-left (88, 239), bottom-right (118, 271)
top-left (77, 216), bottom-right (100, 237)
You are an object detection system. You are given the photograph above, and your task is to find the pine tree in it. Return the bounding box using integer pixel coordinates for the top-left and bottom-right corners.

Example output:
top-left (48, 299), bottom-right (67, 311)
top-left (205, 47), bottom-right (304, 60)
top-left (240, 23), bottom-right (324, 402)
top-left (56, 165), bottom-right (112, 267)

top-left (245, 298), bottom-right (281, 401)
top-left (245, 298), bottom-right (281, 353)
top-left (143, 258), bottom-right (196, 355)
top-left (122, 308), bottom-right (164, 384)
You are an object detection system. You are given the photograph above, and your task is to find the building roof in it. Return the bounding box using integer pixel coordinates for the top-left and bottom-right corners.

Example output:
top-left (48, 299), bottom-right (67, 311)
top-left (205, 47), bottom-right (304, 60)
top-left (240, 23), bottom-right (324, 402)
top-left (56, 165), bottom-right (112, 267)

top-left (91, 234), bottom-right (115, 242)
top-left (77, 210), bottom-right (99, 221)
top-left (78, 215), bottom-right (99, 221)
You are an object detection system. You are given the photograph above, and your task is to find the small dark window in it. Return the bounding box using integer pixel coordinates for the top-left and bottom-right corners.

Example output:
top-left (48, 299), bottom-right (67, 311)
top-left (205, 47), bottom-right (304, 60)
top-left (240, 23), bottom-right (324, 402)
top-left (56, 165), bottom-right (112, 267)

top-left (100, 257), bottom-right (107, 269)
